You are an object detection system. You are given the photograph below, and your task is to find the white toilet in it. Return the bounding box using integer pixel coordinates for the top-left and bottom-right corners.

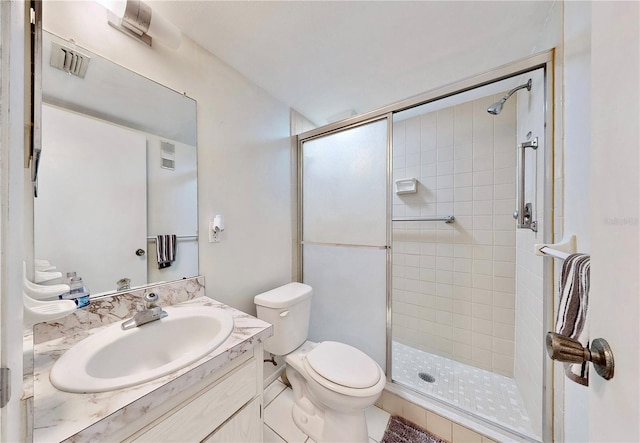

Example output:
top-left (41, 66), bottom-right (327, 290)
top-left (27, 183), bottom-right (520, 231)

top-left (254, 282), bottom-right (385, 443)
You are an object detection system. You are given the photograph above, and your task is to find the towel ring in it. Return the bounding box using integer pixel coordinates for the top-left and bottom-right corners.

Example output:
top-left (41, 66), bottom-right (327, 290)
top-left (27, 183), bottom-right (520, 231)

top-left (546, 332), bottom-right (615, 380)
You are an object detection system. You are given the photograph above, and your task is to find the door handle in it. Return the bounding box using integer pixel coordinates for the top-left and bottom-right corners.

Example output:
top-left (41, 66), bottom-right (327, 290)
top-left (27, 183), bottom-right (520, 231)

top-left (135, 249), bottom-right (146, 257)
top-left (546, 332), bottom-right (615, 380)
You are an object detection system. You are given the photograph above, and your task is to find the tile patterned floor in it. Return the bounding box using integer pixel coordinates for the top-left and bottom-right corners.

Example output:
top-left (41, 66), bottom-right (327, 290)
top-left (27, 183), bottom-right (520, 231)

top-left (263, 379), bottom-right (391, 443)
top-left (392, 341), bottom-right (536, 437)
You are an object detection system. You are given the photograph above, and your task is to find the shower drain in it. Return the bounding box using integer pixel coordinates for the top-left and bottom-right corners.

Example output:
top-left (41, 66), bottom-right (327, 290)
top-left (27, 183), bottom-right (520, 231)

top-left (418, 372), bottom-right (436, 383)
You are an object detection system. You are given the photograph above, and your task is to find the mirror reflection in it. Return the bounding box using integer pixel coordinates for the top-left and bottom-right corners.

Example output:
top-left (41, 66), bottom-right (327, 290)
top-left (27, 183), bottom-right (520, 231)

top-left (36, 31), bottom-right (198, 297)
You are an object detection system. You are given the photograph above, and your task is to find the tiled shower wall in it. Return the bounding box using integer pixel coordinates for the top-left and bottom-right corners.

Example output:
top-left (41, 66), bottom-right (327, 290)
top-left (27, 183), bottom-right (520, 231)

top-left (391, 93), bottom-right (517, 376)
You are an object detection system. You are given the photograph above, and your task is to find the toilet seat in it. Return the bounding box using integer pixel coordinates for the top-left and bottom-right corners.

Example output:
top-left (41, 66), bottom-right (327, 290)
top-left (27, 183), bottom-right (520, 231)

top-left (302, 341), bottom-right (384, 397)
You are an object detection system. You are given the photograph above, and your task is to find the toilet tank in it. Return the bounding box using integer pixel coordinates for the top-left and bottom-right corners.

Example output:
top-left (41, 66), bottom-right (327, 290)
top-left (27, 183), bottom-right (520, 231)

top-left (254, 282), bottom-right (312, 356)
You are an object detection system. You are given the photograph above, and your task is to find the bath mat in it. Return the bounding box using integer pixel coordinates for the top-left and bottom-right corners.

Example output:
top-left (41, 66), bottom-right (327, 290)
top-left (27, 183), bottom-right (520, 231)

top-left (381, 416), bottom-right (448, 443)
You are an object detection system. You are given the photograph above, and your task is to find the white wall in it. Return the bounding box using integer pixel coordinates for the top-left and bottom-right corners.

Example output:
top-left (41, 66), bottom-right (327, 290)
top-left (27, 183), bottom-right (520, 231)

top-left (42, 2), bottom-right (293, 315)
top-left (1, 2), bottom-right (26, 441)
top-left (560, 3), bottom-right (591, 442)
top-left (588, 2), bottom-right (639, 442)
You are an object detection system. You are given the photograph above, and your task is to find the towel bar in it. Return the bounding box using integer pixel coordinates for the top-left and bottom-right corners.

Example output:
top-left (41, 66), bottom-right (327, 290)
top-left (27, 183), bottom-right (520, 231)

top-left (535, 234), bottom-right (577, 259)
top-left (392, 216), bottom-right (455, 223)
top-left (538, 246), bottom-right (571, 260)
top-left (147, 235), bottom-right (198, 242)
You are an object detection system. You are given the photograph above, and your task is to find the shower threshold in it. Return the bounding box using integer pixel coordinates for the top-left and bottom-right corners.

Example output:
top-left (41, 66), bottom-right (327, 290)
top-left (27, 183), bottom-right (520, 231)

top-left (392, 341), bottom-right (538, 439)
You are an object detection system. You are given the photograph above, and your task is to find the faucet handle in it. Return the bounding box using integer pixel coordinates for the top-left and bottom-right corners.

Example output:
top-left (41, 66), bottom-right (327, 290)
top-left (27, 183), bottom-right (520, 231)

top-left (144, 292), bottom-right (159, 309)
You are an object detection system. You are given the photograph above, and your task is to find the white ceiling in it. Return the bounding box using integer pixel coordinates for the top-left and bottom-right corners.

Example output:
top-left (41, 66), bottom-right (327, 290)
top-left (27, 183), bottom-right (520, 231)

top-left (151, 1), bottom-right (556, 126)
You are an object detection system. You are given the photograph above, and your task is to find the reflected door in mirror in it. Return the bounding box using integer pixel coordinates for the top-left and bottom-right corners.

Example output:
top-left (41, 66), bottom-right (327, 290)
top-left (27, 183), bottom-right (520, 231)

top-left (35, 105), bottom-right (147, 293)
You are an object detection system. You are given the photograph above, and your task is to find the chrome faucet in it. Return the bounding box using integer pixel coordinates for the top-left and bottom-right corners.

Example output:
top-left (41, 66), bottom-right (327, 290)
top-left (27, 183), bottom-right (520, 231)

top-left (121, 293), bottom-right (168, 330)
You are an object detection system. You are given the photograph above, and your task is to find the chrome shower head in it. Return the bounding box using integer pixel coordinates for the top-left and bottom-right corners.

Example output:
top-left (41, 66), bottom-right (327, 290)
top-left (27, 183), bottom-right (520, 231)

top-left (487, 78), bottom-right (532, 115)
top-left (487, 98), bottom-right (506, 115)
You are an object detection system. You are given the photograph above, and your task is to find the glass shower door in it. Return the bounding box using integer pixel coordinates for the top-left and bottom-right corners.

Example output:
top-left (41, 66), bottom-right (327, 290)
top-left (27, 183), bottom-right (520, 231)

top-left (300, 118), bottom-right (389, 368)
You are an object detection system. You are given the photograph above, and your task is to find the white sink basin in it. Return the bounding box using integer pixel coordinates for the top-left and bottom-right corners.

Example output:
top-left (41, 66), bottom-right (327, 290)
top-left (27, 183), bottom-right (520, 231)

top-left (50, 304), bottom-right (234, 393)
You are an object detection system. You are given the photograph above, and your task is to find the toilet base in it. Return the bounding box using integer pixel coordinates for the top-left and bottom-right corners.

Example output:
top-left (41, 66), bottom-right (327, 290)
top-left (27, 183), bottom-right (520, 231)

top-left (285, 343), bottom-right (379, 443)
top-left (291, 398), bottom-right (369, 443)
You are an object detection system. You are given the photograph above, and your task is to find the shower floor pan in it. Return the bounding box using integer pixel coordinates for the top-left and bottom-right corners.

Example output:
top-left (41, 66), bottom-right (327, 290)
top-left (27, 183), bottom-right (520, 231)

top-left (392, 341), bottom-right (537, 438)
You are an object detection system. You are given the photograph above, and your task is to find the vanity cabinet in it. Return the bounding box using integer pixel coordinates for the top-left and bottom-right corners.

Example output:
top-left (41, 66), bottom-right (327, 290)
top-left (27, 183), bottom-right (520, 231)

top-left (112, 344), bottom-right (264, 443)
top-left (203, 398), bottom-right (262, 443)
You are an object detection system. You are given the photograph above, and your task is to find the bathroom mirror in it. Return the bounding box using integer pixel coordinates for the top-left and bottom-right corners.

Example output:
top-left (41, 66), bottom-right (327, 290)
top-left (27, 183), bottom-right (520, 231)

top-left (35, 31), bottom-right (198, 296)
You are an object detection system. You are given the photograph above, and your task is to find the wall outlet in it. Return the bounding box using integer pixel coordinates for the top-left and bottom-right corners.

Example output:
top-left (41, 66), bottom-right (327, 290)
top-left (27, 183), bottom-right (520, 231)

top-left (209, 221), bottom-right (220, 243)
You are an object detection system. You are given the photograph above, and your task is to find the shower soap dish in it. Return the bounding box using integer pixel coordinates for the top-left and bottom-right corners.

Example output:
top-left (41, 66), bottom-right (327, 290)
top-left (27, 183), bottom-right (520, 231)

top-left (395, 178), bottom-right (418, 195)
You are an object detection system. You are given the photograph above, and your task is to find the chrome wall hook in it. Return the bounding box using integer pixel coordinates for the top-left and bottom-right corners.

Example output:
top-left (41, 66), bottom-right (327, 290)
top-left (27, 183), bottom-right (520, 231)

top-left (546, 332), bottom-right (615, 380)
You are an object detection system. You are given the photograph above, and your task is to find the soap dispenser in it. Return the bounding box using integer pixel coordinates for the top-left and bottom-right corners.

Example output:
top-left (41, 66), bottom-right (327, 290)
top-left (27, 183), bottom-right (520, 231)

top-left (59, 273), bottom-right (90, 308)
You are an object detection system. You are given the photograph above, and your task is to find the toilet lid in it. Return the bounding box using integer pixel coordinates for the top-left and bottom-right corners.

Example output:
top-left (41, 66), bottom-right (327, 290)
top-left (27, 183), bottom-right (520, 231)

top-left (305, 341), bottom-right (381, 389)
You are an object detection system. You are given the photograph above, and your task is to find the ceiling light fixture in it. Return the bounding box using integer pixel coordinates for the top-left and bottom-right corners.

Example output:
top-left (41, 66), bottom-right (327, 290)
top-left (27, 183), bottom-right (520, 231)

top-left (95, 0), bottom-right (182, 50)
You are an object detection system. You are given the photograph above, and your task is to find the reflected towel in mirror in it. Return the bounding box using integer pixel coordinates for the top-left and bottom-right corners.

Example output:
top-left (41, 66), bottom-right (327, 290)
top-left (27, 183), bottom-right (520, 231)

top-left (156, 235), bottom-right (177, 269)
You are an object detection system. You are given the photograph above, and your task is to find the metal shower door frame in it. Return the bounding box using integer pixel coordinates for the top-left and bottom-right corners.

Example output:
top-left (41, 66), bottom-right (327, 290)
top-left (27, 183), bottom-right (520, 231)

top-left (295, 50), bottom-right (554, 443)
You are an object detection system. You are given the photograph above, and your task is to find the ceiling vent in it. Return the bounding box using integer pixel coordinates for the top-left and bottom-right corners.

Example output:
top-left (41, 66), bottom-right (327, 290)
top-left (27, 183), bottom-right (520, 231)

top-left (50, 42), bottom-right (91, 78)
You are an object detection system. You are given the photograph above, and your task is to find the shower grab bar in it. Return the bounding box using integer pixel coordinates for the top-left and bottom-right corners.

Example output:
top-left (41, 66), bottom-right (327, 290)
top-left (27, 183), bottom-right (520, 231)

top-left (514, 137), bottom-right (538, 231)
top-left (147, 235), bottom-right (198, 241)
top-left (391, 216), bottom-right (455, 223)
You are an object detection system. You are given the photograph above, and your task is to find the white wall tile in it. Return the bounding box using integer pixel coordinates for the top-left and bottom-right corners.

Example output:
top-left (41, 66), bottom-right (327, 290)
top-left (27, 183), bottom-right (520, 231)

top-left (437, 108), bottom-right (455, 147)
top-left (494, 261), bottom-right (515, 278)
top-left (493, 291), bottom-right (515, 309)
top-left (406, 152), bottom-right (421, 168)
top-left (438, 146), bottom-right (455, 162)
top-left (494, 149), bottom-right (516, 169)
top-left (494, 246), bottom-right (515, 262)
top-left (454, 244), bottom-right (473, 258)
top-left (492, 337), bottom-right (515, 356)
top-left (494, 167), bottom-right (515, 185)
top-left (494, 183), bottom-right (514, 200)
top-left (472, 333), bottom-right (493, 351)
top-left (406, 118), bottom-right (421, 154)
top-left (421, 164), bottom-right (437, 177)
top-left (454, 158), bottom-right (473, 174)
top-left (437, 175), bottom-right (455, 189)
top-left (473, 185), bottom-right (494, 201)
top-left (493, 306), bottom-right (515, 325)
top-left (421, 149), bottom-right (437, 164)
top-left (472, 288), bottom-right (493, 305)
top-left (472, 303), bottom-right (493, 321)
top-left (472, 96), bottom-right (495, 140)
top-left (392, 95), bottom-right (517, 376)
top-left (438, 161), bottom-right (454, 176)
top-left (455, 143), bottom-right (473, 160)
top-left (473, 201), bottom-right (493, 215)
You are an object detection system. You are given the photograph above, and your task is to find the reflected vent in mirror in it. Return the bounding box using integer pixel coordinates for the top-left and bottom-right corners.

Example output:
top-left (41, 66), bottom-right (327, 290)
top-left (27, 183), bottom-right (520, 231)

top-left (161, 142), bottom-right (175, 170)
top-left (50, 42), bottom-right (91, 78)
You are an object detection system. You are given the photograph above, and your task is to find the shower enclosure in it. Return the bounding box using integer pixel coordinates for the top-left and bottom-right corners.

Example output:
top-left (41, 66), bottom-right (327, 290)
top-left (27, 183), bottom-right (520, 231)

top-left (297, 53), bottom-right (553, 442)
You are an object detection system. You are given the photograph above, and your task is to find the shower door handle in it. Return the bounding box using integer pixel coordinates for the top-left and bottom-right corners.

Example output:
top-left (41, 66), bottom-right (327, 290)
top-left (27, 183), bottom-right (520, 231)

top-left (515, 137), bottom-right (538, 232)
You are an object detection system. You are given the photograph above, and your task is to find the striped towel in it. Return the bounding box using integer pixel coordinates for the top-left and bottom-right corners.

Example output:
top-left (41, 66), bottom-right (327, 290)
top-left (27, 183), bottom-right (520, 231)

top-left (555, 253), bottom-right (591, 386)
top-left (156, 235), bottom-right (177, 269)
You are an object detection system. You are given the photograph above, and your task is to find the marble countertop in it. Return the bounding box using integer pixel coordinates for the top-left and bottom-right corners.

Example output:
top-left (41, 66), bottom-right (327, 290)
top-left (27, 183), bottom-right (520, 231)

top-left (32, 296), bottom-right (272, 442)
